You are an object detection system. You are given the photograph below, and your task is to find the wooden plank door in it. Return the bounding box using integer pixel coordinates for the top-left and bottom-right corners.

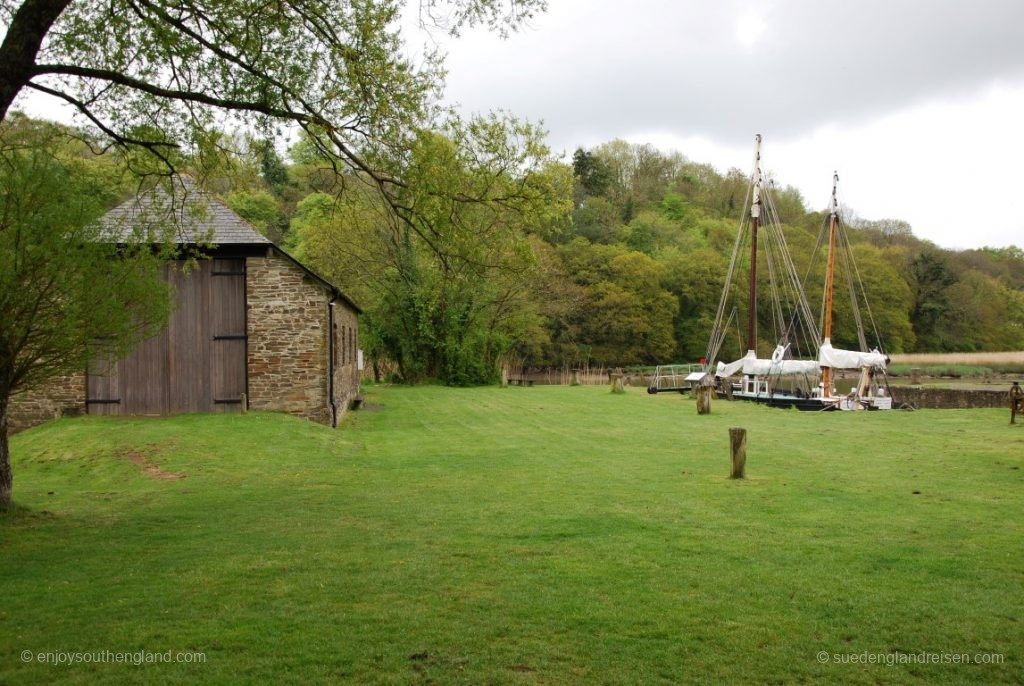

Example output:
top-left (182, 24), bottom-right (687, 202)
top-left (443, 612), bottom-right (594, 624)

top-left (166, 261), bottom-right (210, 413)
top-left (85, 353), bottom-right (121, 415)
top-left (210, 259), bottom-right (247, 411)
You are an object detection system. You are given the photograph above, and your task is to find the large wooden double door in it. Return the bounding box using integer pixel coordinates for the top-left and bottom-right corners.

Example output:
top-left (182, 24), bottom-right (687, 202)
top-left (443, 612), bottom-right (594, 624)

top-left (87, 259), bottom-right (247, 415)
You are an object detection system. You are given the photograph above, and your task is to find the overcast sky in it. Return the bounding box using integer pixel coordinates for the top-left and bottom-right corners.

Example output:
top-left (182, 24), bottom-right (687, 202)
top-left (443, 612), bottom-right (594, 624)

top-left (416, 0), bottom-right (1024, 249)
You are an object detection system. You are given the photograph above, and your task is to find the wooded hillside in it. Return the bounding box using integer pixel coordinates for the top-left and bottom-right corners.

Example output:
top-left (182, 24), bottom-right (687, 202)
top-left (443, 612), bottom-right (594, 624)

top-left (30, 120), bottom-right (1024, 383)
top-left (215, 135), bottom-right (1024, 379)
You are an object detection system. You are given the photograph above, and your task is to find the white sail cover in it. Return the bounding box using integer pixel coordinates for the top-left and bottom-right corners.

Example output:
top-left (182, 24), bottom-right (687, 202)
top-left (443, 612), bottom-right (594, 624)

top-left (716, 347), bottom-right (819, 378)
top-left (818, 339), bottom-right (888, 370)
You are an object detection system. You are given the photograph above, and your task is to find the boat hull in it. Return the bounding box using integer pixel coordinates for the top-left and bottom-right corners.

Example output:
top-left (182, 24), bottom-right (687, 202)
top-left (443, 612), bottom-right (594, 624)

top-left (716, 391), bottom-right (838, 411)
top-left (717, 391), bottom-right (891, 411)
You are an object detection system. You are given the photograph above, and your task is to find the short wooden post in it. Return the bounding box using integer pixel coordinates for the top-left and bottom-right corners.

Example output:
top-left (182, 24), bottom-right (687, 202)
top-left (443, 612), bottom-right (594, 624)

top-left (570, 369), bottom-right (581, 386)
top-left (610, 370), bottom-right (625, 394)
top-left (1011, 382), bottom-right (1023, 424)
top-left (696, 385), bottom-right (712, 414)
top-left (729, 427), bottom-right (746, 479)
top-left (910, 367), bottom-right (921, 385)
top-left (240, 392), bottom-right (247, 414)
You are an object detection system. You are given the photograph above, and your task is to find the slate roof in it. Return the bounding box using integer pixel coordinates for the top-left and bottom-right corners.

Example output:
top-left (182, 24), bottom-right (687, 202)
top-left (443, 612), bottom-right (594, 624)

top-left (101, 177), bottom-right (271, 245)
top-left (101, 176), bottom-right (362, 314)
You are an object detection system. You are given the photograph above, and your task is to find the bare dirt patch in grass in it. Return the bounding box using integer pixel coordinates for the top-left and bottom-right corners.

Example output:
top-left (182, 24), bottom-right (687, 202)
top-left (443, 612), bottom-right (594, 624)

top-left (119, 447), bottom-right (186, 480)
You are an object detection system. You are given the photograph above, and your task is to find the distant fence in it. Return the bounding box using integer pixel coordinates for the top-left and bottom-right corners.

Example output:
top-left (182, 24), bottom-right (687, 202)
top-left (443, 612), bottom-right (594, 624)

top-left (501, 364), bottom-right (657, 387)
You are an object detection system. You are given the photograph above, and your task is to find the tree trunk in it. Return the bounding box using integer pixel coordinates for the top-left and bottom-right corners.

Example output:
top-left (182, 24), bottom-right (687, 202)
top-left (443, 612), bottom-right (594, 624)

top-left (0, 395), bottom-right (11, 509)
top-left (0, 0), bottom-right (73, 120)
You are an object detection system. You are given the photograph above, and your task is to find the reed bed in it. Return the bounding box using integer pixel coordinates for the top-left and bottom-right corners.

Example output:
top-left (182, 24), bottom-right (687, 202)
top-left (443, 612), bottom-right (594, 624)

top-left (889, 351), bottom-right (1024, 366)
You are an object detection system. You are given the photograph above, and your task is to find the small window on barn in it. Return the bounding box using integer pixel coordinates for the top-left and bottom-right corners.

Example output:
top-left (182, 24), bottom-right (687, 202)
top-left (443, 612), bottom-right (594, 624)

top-left (342, 325), bottom-right (350, 368)
top-left (349, 327), bottom-right (355, 364)
top-left (333, 322), bottom-right (339, 366)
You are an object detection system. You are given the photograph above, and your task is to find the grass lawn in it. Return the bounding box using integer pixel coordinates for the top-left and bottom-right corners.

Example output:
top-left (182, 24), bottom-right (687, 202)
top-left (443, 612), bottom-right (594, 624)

top-left (2, 385), bottom-right (1023, 684)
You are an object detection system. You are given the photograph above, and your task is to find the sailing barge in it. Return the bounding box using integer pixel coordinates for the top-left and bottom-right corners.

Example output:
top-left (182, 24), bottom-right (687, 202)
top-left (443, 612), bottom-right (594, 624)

top-left (705, 135), bottom-right (892, 411)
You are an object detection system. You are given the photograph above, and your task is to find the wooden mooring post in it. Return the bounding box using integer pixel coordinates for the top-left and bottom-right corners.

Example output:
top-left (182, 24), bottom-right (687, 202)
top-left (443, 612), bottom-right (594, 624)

top-left (610, 369), bottom-right (625, 394)
top-left (240, 392), bottom-right (247, 414)
top-left (696, 384), bottom-right (712, 414)
top-left (729, 427), bottom-right (746, 479)
top-left (1011, 382), bottom-right (1023, 424)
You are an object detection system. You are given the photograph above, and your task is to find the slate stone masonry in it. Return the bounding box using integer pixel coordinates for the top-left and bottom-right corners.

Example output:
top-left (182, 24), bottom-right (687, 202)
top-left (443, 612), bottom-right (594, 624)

top-left (246, 251), bottom-right (360, 425)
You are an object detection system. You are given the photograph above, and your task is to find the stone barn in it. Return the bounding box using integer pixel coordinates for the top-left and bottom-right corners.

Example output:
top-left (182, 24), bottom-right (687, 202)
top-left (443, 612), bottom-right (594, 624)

top-left (9, 184), bottom-right (361, 431)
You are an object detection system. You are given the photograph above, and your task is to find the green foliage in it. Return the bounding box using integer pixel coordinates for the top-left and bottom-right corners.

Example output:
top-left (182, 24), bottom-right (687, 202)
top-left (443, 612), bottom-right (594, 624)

top-left (0, 121), bottom-right (173, 395)
top-left (909, 250), bottom-right (957, 350)
top-left (571, 147), bottom-right (611, 202)
top-left (0, 119), bottom-right (174, 505)
top-left (224, 189), bottom-right (284, 240)
top-left (289, 115), bottom-right (572, 384)
top-left (827, 244), bottom-right (916, 353)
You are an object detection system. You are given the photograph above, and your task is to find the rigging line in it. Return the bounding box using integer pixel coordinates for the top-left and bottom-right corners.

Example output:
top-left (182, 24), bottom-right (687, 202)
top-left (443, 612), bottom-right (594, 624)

top-left (776, 240), bottom-right (815, 362)
top-left (837, 221), bottom-right (869, 351)
top-left (817, 216), bottom-right (829, 338)
top-left (839, 215), bottom-right (885, 351)
top-left (707, 141), bottom-right (764, 365)
top-left (709, 307), bottom-right (738, 367)
top-left (779, 223), bottom-right (822, 347)
top-left (764, 184), bottom-right (817, 336)
top-left (770, 217), bottom-right (814, 357)
top-left (764, 187), bottom-right (821, 353)
top-left (760, 219), bottom-right (782, 344)
top-left (705, 193), bottom-right (751, 366)
top-left (761, 188), bottom-right (788, 342)
top-left (718, 308), bottom-right (734, 358)
top-left (735, 312), bottom-right (745, 361)
top-left (767, 203), bottom-right (797, 350)
top-left (843, 220), bottom-right (884, 352)
top-left (767, 223), bottom-right (791, 347)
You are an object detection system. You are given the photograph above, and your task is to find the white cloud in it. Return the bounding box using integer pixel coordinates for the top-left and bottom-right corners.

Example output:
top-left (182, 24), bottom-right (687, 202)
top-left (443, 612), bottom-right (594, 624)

top-left (623, 80), bottom-right (1024, 248)
top-left (735, 8), bottom-right (767, 51)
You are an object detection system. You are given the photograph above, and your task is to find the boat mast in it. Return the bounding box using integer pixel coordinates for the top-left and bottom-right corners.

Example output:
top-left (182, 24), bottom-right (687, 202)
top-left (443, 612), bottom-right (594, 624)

top-left (822, 171), bottom-right (839, 395)
top-left (747, 134), bottom-right (762, 354)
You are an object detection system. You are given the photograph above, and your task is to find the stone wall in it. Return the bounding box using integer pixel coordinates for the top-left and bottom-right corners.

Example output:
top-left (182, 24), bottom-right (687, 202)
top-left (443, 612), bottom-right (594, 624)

top-left (246, 250), bottom-right (360, 426)
top-left (7, 373), bottom-right (86, 434)
top-left (331, 300), bottom-right (361, 418)
top-left (891, 386), bottom-right (1010, 409)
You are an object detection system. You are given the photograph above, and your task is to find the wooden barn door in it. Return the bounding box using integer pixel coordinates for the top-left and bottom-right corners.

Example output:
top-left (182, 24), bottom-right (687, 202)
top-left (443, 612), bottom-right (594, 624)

top-left (85, 262), bottom-right (173, 415)
top-left (86, 258), bottom-right (248, 416)
top-left (85, 353), bottom-right (122, 415)
top-left (209, 259), bottom-right (247, 411)
top-left (165, 261), bottom-right (210, 413)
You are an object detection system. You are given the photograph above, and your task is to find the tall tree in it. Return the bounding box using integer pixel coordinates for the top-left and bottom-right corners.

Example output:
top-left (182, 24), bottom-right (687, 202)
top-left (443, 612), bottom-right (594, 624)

top-left (909, 249), bottom-right (956, 350)
top-left (0, 120), bottom-right (173, 508)
top-left (288, 116), bottom-right (572, 384)
top-left (0, 0), bottom-right (546, 259)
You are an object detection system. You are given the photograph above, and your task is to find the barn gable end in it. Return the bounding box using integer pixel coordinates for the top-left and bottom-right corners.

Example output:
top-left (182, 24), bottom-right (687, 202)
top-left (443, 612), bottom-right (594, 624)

top-left (247, 253), bottom-right (330, 424)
